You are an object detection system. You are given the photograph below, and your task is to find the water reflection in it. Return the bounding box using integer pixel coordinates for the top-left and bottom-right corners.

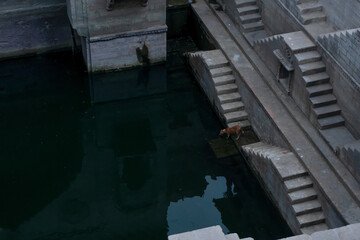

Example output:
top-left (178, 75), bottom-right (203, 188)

top-left (168, 176), bottom-right (231, 235)
top-left (0, 51), bottom-right (292, 240)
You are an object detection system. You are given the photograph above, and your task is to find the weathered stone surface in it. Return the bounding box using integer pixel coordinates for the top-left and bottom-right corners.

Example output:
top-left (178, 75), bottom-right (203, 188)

top-left (168, 225), bottom-right (228, 240)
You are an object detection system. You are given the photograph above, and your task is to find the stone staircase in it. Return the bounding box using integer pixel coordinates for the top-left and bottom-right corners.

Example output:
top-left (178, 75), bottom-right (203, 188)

top-left (229, 0), bottom-right (267, 45)
top-left (200, 50), bottom-right (251, 129)
top-left (280, 31), bottom-right (355, 150)
top-left (296, 0), bottom-right (327, 25)
top-left (242, 142), bottom-right (329, 234)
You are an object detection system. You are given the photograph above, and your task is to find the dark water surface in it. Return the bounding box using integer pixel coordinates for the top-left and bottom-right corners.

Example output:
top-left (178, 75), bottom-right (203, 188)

top-left (0, 52), bottom-right (292, 240)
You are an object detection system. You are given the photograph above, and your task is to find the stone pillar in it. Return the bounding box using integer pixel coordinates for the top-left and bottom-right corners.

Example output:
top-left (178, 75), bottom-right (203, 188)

top-left (67, 0), bottom-right (167, 72)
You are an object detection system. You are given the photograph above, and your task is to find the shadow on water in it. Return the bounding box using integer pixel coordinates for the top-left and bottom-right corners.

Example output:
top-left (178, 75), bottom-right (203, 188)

top-left (0, 42), bottom-right (292, 240)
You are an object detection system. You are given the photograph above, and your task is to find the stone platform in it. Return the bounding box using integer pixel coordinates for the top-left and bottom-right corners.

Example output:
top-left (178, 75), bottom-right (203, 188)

top-left (0, 0), bottom-right (72, 60)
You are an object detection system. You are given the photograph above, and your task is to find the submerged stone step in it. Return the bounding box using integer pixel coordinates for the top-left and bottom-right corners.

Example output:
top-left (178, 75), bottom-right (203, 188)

top-left (227, 120), bottom-right (251, 129)
top-left (237, 5), bottom-right (259, 16)
top-left (221, 101), bottom-right (245, 113)
top-left (293, 200), bottom-right (322, 216)
top-left (301, 11), bottom-right (327, 25)
top-left (310, 94), bottom-right (337, 108)
top-left (313, 104), bottom-right (341, 119)
top-left (210, 66), bottom-right (233, 78)
top-left (302, 72), bottom-right (330, 86)
top-left (243, 21), bottom-right (264, 33)
top-left (289, 187), bottom-right (317, 204)
top-left (318, 115), bottom-right (345, 130)
top-left (297, 211), bottom-right (325, 228)
top-left (215, 83), bottom-right (238, 95)
top-left (239, 13), bottom-right (261, 24)
top-left (297, 2), bottom-right (323, 14)
top-left (301, 223), bottom-right (328, 235)
top-left (285, 176), bottom-right (313, 193)
top-left (235, 0), bottom-right (257, 8)
top-left (271, 153), bottom-right (308, 181)
top-left (218, 92), bottom-right (241, 104)
top-left (307, 83), bottom-right (332, 97)
top-left (213, 74), bottom-right (236, 86)
top-left (224, 111), bottom-right (248, 123)
top-left (299, 61), bottom-right (326, 75)
top-left (295, 51), bottom-right (321, 65)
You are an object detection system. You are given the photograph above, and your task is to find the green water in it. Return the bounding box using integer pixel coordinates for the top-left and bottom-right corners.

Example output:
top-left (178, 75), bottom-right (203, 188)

top-left (0, 51), bottom-right (292, 240)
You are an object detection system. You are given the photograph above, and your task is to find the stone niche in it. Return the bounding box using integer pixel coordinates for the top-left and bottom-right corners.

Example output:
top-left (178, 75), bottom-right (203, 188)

top-left (67, 0), bottom-right (167, 72)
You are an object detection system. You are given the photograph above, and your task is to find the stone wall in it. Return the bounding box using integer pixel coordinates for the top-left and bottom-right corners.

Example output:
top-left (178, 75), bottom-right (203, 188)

top-left (0, 0), bottom-right (72, 59)
top-left (261, 0), bottom-right (300, 35)
top-left (317, 0), bottom-right (360, 30)
top-left (317, 29), bottom-right (360, 138)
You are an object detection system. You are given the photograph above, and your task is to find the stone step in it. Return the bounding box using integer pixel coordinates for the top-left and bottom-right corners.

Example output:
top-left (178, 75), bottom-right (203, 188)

top-left (221, 101), bottom-right (245, 113)
top-left (302, 72), bottom-right (330, 87)
top-left (289, 187), bottom-right (317, 204)
top-left (306, 83), bottom-right (332, 97)
top-left (239, 13), bottom-right (261, 24)
top-left (310, 94), bottom-right (337, 108)
top-left (243, 21), bottom-right (264, 33)
top-left (235, 0), bottom-right (257, 8)
top-left (213, 75), bottom-right (236, 86)
top-left (272, 154), bottom-right (308, 181)
top-left (203, 49), bottom-right (229, 69)
top-left (237, 5), bottom-right (259, 16)
top-left (297, 211), bottom-right (325, 228)
top-left (313, 104), bottom-right (341, 119)
top-left (301, 11), bottom-right (327, 25)
top-left (297, 0), bottom-right (319, 5)
top-left (215, 83), bottom-right (238, 95)
top-left (210, 66), bottom-right (233, 78)
top-left (218, 92), bottom-right (241, 104)
top-left (284, 176), bottom-right (313, 193)
top-left (295, 51), bottom-right (321, 65)
top-left (299, 61), bottom-right (326, 76)
top-left (318, 115), bottom-right (345, 130)
top-left (301, 223), bottom-right (328, 235)
top-left (282, 31), bottom-right (316, 53)
top-left (293, 200), bottom-right (322, 216)
top-left (227, 120), bottom-right (251, 129)
top-left (297, 2), bottom-right (323, 14)
top-left (224, 111), bottom-right (248, 123)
